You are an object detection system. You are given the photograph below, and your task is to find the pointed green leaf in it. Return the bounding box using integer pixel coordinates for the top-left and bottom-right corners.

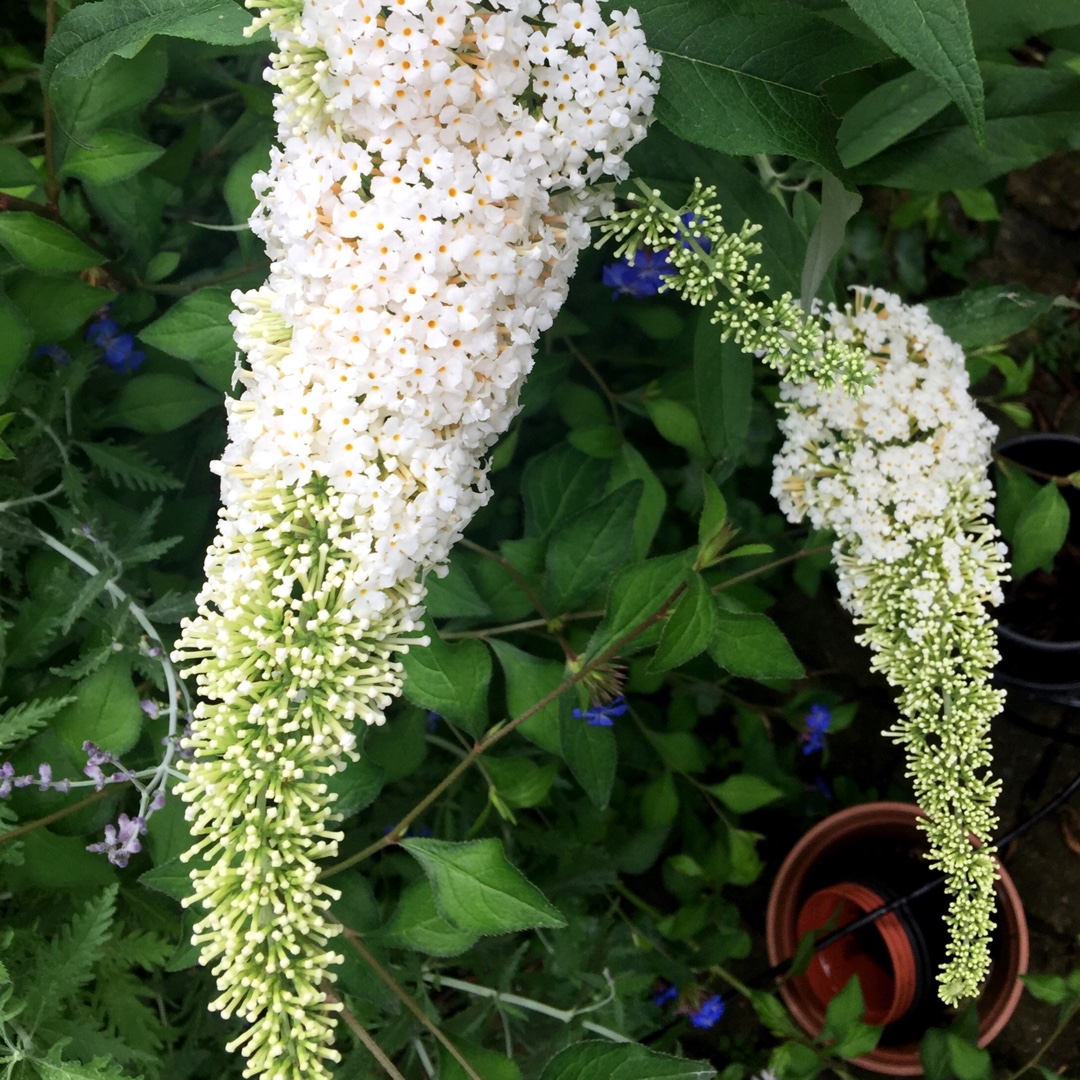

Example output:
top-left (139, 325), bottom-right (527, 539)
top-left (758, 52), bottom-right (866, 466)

top-left (694, 314), bottom-right (753, 461)
top-left (634, 0), bottom-right (883, 171)
top-left (401, 837), bottom-right (566, 935)
top-left (0, 213), bottom-right (100, 274)
top-left (540, 1042), bottom-right (716, 1080)
top-left (401, 620), bottom-right (491, 737)
top-left (1010, 481), bottom-right (1069, 579)
top-left (51, 655), bottom-right (144, 758)
top-left (522, 445), bottom-right (610, 537)
top-left (0, 145), bottom-right (42, 188)
top-left (709, 774), bottom-right (784, 814)
top-left (488, 639), bottom-right (564, 754)
top-left (649, 574), bottom-right (718, 672)
top-left (842, 0), bottom-right (983, 141)
top-left (822, 975), bottom-right (867, 1040)
top-left (424, 558), bottom-right (490, 620)
top-left (800, 172), bottom-right (861, 305)
top-left (545, 482), bottom-right (641, 613)
top-left (608, 443), bottom-right (666, 561)
top-left (379, 879), bottom-right (480, 957)
top-left (104, 374), bottom-right (221, 434)
top-left (9, 275), bottom-right (116, 346)
top-left (60, 128), bottom-right (164, 185)
top-left (560, 704), bottom-right (616, 810)
top-left (138, 857), bottom-right (195, 902)
top-left (709, 610), bottom-right (804, 682)
top-left (139, 287), bottom-right (237, 392)
top-left (43, 0), bottom-right (266, 88)
top-left (0, 294), bottom-right (32, 400)
top-left (440, 1043), bottom-right (523, 1080)
top-left (483, 757), bottom-right (558, 809)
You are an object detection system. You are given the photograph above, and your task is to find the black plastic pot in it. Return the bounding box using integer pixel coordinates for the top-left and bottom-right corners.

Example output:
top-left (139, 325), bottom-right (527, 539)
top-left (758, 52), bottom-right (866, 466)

top-left (994, 433), bottom-right (1080, 705)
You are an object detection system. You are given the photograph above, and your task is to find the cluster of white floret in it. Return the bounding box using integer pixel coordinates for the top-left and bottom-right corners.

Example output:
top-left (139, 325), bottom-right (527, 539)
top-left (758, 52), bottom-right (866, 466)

top-left (172, 2), bottom-right (658, 1077)
top-left (772, 286), bottom-right (1009, 1004)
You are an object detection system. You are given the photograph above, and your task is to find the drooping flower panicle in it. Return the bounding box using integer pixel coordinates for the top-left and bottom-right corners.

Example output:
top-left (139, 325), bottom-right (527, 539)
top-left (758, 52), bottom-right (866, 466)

top-left (772, 287), bottom-right (1008, 1004)
top-left (172, 2), bottom-right (659, 1077)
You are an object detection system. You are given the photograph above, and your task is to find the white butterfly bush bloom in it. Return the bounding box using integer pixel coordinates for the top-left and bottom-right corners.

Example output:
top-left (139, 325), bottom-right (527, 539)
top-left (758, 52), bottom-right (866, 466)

top-left (172, 2), bottom-right (659, 1077)
top-left (772, 286), bottom-right (1009, 1004)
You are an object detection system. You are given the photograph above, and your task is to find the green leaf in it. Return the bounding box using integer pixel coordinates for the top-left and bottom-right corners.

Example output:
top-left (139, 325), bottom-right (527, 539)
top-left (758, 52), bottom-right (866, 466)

top-left (484, 757), bottom-right (558, 809)
top-left (634, 0), bottom-right (880, 170)
top-left (649, 573), bottom-right (718, 672)
top-left (1010, 481), bottom-right (1070, 578)
top-left (545, 483), bottom-right (641, 613)
top-left (821, 975), bottom-right (866, 1040)
top-left (970, 1), bottom-right (1080, 48)
top-left (364, 708), bottom-right (426, 782)
top-left (1021, 973), bottom-right (1070, 1005)
top-left (144, 250), bottom-right (181, 283)
top-left (424, 559), bottom-right (490, 620)
top-left (709, 774), bottom-right (784, 813)
top-left (751, 991), bottom-right (801, 1037)
top-left (43, 0), bottom-right (266, 89)
top-left (440, 1043), bottom-right (523, 1080)
top-left (0, 145), bottom-right (42, 188)
top-left (24, 885), bottom-right (117, 1025)
top-left (540, 1042), bottom-right (716, 1080)
top-left (926, 283), bottom-right (1055, 350)
top-left (33, 1045), bottom-right (129, 1080)
top-left (842, 0), bottom-right (984, 141)
top-left (139, 287), bottom-right (237, 391)
top-left (800, 172), bottom-right (861, 304)
top-left (946, 1032), bottom-right (992, 1080)
top-left (0, 293), bottom-right (33, 399)
top-left (488, 639), bottom-right (564, 754)
top-left (646, 397), bottom-right (706, 457)
top-left (522, 445), bottom-right (610, 537)
top-left (854, 64), bottom-right (1080, 191)
top-left (709, 609), bottom-right (805, 682)
top-left (953, 186), bottom-right (999, 221)
top-left (104, 373), bottom-right (221, 434)
top-left (400, 620), bottom-right (491, 737)
top-left (0, 696), bottom-right (76, 754)
top-left (378, 879), bottom-right (480, 957)
top-left (694, 314), bottom-right (753, 461)
top-left (568, 424), bottom-right (623, 458)
top-left (8, 275), bottom-right (116, 346)
top-left (50, 655), bottom-right (144, 758)
top-left (641, 771), bottom-right (680, 827)
top-left (78, 440), bottom-right (180, 491)
top-left (839, 71), bottom-right (952, 168)
top-left (324, 754), bottom-right (385, 819)
top-left (401, 837), bottom-right (566, 935)
top-left (138, 856), bottom-right (195, 902)
top-left (585, 551), bottom-right (693, 663)
top-left (608, 443), bottom-right (667, 561)
top-left (0, 213), bottom-right (100, 274)
top-left (560, 703), bottom-right (617, 809)
top-left (60, 129), bottom-right (164, 185)
top-left (696, 473), bottom-right (729, 565)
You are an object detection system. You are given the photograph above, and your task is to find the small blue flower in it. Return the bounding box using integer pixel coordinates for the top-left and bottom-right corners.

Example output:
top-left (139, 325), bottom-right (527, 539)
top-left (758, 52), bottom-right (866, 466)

top-left (34, 344), bottom-right (72, 366)
top-left (601, 248), bottom-right (673, 299)
top-left (87, 317), bottom-right (145, 374)
top-left (800, 704), bottom-right (832, 756)
top-left (652, 983), bottom-right (679, 1007)
top-left (572, 695), bottom-right (628, 727)
top-left (688, 994), bottom-right (725, 1029)
top-left (425, 711), bottom-right (442, 732)
top-left (679, 212), bottom-right (712, 254)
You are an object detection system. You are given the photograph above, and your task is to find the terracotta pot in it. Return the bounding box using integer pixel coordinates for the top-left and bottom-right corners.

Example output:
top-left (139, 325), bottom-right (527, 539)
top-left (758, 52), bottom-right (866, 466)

top-left (994, 434), bottom-right (1080, 706)
top-left (765, 803), bottom-right (1028, 1075)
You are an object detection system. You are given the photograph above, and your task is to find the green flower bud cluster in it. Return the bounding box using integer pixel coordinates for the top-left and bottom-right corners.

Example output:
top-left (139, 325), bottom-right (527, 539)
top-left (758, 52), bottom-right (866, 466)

top-left (595, 178), bottom-right (872, 394)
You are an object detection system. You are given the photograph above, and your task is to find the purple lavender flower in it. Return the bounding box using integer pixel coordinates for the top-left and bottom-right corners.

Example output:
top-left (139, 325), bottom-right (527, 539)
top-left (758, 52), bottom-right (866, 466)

top-left (0, 763), bottom-right (14, 799)
top-left (601, 248), bottom-right (673, 299)
top-left (149, 788), bottom-right (167, 813)
top-left (688, 994), bottom-right (725, 1029)
top-left (800, 704), bottom-right (832, 756)
top-left (139, 699), bottom-right (160, 719)
top-left (86, 317), bottom-right (145, 374)
top-left (572, 695), bottom-right (628, 727)
top-left (36, 763), bottom-right (53, 791)
top-left (86, 812), bottom-right (147, 868)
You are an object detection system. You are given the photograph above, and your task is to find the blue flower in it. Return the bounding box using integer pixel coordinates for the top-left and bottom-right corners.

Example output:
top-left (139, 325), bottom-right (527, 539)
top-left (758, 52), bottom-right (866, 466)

top-left (87, 317), bottom-right (145, 374)
top-left (425, 711), bottom-right (442, 732)
top-left (572, 695), bottom-right (628, 727)
top-left (800, 704), bottom-right (832, 755)
top-left (601, 248), bottom-right (673, 299)
top-left (679, 212), bottom-right (712, 254)
top-left (652, 983), bottom-right (679, 1007)
top-left (688, 994), bottom-right (725, 1029)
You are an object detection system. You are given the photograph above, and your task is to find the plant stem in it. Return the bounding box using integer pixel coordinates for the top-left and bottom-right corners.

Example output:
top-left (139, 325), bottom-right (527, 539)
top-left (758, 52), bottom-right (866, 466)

top-left (322, 579), bottom-right (684, 877)
top-left (342, 930), bottom-right (484, 1080)
top-left (140, 261), bottom-right (265, 294)
top-left (328, 991), bottom-right (407, 1080)
top-left (441, 610), bottom-right (604, 641)
top-left (1005, 1000), bottom-right (1080, 1080)
top-left (424, 972), bottom-right (631, 1043)
top-left (0, 787), bottom-right (113, 845)
top-left (713, 544), bottom-right (831, 592)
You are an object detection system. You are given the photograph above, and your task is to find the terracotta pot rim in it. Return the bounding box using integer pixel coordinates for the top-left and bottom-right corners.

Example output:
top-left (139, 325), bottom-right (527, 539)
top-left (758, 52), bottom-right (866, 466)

top-left (765, 802), bottom-right (1029, 1076)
